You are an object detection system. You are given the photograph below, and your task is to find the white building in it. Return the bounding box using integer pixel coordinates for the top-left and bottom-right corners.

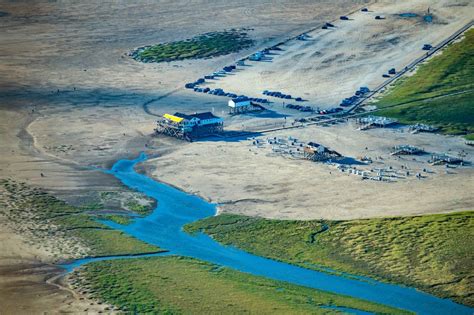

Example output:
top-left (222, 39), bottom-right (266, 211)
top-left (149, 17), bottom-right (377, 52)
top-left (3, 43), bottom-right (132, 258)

top-left (228, 98), bottom-right (251, 108)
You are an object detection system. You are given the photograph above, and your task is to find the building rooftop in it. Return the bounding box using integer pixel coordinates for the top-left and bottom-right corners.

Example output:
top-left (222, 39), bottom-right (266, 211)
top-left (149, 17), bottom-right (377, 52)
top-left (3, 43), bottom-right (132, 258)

top-left (191, 112), bottom-right (220, 120)
top-left (165, 111), bottom-right (221, 123)
top-left (231, 97), bottom-right (250, 103)
top-left (174, 112), bottom-right (195, 120)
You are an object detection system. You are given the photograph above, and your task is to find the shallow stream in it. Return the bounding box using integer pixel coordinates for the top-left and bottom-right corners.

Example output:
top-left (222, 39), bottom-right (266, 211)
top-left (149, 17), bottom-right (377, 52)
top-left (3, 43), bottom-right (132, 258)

top-left (63, 154), bottom-right (472, 315)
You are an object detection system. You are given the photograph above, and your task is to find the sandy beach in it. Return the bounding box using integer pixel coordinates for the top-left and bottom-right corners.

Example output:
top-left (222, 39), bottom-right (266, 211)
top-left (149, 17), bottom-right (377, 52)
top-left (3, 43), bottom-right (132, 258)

top-left (0, 1), bottom-right (366, 311)
top-left (1, 0), bottom-right (473, 312)
top-left (144, 122), bottom-right (474, 220)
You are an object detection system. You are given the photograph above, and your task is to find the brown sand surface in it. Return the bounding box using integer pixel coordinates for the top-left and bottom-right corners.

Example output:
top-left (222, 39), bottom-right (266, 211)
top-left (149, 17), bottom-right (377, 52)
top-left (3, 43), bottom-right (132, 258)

top-left (144, 122), bottom-right (474, 220)
top-left (1, 1), bottom-right (373, 312)
top-left (212, 0), bottom-right (474, 109)
top-left (0, 214), bottom-right (111, 314)
top-left (2, 3), bottom-right (473, 311)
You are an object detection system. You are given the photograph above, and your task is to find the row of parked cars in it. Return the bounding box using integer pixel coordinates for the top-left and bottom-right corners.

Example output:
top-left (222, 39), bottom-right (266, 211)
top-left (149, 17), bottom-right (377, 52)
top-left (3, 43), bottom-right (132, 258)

top-left (382, 68), bottom-right (397, 78)
top-left (190, 86), bottom-right (270, 103)
top-left (262, 90), bottom-right (304, 102)
top-left (285, 104), bottom-right (313, 112)
top-left (319, 107), bottom-right (343, 115)
top-left (340, 86), bottom-right (370, 107)
top-left (185, 63), bottom-right (241, 89)
top-left (193, 87), bottom-right (235, 97)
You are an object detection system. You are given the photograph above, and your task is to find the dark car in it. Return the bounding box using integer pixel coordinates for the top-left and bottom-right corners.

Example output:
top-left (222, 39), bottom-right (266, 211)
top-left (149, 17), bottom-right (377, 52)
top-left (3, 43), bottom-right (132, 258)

top-left (422, 44), bottom-right (433, 50)
top-left (359, 86), bottom-right (370, 93)
top-left (300, 106), bottom-right (312, 112)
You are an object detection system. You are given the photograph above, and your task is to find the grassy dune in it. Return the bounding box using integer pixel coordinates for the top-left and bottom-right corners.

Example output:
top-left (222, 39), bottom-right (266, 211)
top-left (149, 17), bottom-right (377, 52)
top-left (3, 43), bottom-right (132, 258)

top-left (375, 29), bottom-right (474, 137)
top-left (132, 30), bottom-right (254, 63)
top-left (0, 179), bottom-right (161, 257)
top-left (186, 212), bottom-right (474, 306)
top-left (73, 256), bottom-right (408, 314)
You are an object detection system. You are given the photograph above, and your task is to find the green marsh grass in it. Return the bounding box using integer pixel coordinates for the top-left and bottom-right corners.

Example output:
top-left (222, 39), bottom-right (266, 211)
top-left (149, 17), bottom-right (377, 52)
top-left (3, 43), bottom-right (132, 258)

top-left (0, 179), bottom-right (161, 257)
top-left (375, 29), bottom-right (474, 137)
top-left (186, 212), bottom-right (474, 306)
top-left (75, 256), bottom-right (408, 314)
top-left (134, 30), bottom-right (254, 63)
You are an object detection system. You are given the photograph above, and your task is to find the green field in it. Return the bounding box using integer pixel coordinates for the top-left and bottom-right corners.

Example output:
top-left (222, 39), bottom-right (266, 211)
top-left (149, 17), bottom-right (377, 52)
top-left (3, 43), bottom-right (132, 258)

top-left (186, 212), bottom-right (474, 306)
top-left (73, 256), bottom-right (408, 314)
top-left (374, 29), bottom-right (474, 137)
top-left (132, 30), bottom-right (254, 63)
top-left (0, 179), bottom-right (161, 257)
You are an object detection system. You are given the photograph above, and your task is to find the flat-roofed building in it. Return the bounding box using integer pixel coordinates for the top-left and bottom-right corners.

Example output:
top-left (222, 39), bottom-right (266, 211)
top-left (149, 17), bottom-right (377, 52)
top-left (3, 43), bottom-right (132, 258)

top-left (228, 97), bottom-right (265, 115)
top-left (156, 112), bottom-right (223, 141)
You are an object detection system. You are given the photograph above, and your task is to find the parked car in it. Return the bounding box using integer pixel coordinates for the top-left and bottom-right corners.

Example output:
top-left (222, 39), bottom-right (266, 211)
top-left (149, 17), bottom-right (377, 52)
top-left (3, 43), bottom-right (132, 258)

top-left (422, 44), bottom-right (433, 50)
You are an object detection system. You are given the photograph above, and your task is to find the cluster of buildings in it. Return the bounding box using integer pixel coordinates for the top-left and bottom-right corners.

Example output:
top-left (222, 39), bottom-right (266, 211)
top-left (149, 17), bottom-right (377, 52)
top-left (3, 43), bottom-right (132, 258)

top-left (390, 145), bottom-right (425, 156)
top-left (356, 116), bottom-right (397, 130)
top-left (408, 123), bottom-right (439, 134)
top-left (155, 112), bottom-right (223, 141)
top-left (252, 136), bottom-right (344, 163)
top-left (155, 97), bottom-right (269, 141)
top-left (429, 154), bottom-right (464, 165)
top-left (303, 142), bottom-right (342, 162)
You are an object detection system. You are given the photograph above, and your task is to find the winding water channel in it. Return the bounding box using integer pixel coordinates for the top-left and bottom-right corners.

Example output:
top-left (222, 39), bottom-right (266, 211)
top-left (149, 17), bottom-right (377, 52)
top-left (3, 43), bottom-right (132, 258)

top-left (64, 154), bottom-right (472, 315)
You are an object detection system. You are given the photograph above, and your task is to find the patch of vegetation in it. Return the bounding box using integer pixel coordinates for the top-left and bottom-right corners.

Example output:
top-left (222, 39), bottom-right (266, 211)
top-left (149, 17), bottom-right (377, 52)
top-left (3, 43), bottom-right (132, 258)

top-left (124, 199), bottom-right (153, 216)
top-left (375, 29), bottom-right (474, 137)
top-left (78, 202), bottom-right (104, 211)
top-left (97, 214), bottom-right (133, 225)
top-left (0, 179), bottom-right (161, 257)
top-left (71, 229), bottom-right (158, 257)
top-left (99, 191), bottom-right (119, 199)
top-left (72, 256), bottom-right (407, 314)
top-left (97, 190), bottom-right (155, 216)
top-left (186, 212), bottom-right (474, 306)
top-left (131, 30), bottom-right (254, 63)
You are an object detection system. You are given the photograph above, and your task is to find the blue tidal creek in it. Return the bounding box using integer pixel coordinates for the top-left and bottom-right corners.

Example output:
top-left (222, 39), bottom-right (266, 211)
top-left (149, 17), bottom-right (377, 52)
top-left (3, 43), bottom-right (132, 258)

top-left (63, 154), bottom-right (472, 315)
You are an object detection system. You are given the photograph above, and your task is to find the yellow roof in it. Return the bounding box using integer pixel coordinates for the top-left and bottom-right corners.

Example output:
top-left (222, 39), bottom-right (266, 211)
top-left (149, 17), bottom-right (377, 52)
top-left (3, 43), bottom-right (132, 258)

top-left (163, 113), bottom-right (184, 123)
